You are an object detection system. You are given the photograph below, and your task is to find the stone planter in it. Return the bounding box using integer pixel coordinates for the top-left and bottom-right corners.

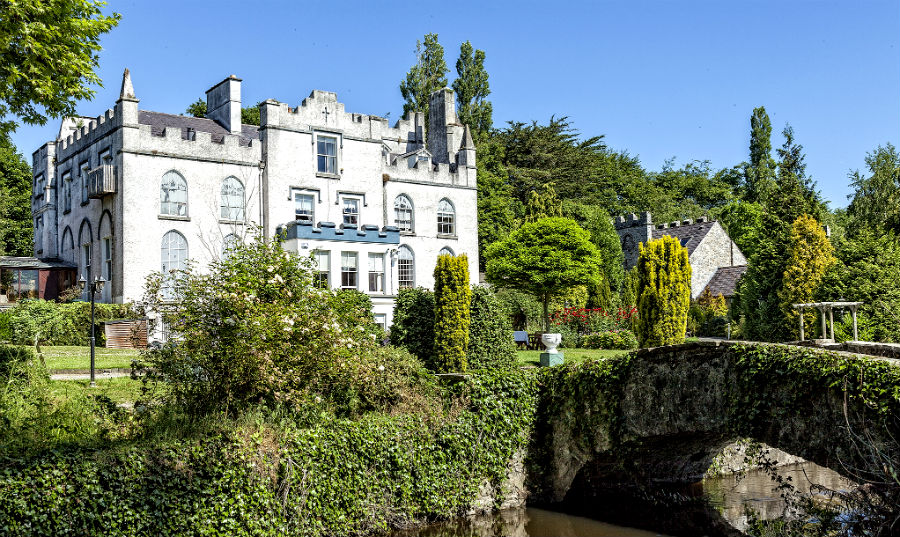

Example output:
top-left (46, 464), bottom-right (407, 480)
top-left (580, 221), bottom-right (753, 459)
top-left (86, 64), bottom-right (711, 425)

top-left (540, 332), bottom-right (564, 367)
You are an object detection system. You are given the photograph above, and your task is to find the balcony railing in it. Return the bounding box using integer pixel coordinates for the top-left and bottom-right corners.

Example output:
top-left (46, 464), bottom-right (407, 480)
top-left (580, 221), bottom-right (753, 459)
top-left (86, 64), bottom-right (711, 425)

top-left (87, 164), bottom-right (116, 198)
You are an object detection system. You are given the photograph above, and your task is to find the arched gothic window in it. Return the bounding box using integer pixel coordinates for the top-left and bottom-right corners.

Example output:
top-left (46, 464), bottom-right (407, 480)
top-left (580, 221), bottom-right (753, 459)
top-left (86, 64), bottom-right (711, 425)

top-left (437, 198), bottom-right (455, 235)
top-left (222, 233), bottom-right (240, 258)
top-left (394, 195), bottom-right (413, 231)
top-left (438, 247), bottom-right (455, 257)
top-left (161, 231), bottom-right (188, 274)
top-left (397, 245), bottom-right (414, 289)
top-left (220, 177), bottom-right (245, 221)
top-left (160, 171), bottom-right (188, 216)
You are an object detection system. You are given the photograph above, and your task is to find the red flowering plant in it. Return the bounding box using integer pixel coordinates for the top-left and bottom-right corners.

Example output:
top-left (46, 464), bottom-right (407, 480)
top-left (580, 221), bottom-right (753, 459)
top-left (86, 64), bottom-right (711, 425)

top-left (550, 306), bottom-right (636, 335)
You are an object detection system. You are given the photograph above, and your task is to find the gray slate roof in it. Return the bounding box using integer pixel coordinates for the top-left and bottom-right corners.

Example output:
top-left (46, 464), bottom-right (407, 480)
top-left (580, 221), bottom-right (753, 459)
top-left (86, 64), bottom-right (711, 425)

top-left (0, 256), bottom-right (76, 270)
top-left (138, 111), bottom-right (259, 146)
top-left (704, 265), bottom-right (748, 298)
top-left (652, 221), bottom-right (716, 255)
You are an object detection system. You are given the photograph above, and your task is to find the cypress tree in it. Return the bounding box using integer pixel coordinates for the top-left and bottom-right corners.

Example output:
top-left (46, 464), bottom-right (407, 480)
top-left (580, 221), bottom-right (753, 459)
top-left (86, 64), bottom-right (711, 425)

top-left (779, 215), bottom-right (835, 338)
top-left (433, 254), bottom-right (471, 372)
top-left (635, 236), bottom-right (692, 347)
top-left (399, 33), bottom-right (448, 121)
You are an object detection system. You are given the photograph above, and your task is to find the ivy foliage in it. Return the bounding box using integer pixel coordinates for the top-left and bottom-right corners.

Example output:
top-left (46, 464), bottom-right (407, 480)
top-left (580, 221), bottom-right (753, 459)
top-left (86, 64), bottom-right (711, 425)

top-left (0, 370), bottom-right (540, 537)
top-left (433, 254), bottom-right (472, 373)
top-left (467, 286), bottom-right (516, 370)
top-left (635, 236), bottom-right (691, 347)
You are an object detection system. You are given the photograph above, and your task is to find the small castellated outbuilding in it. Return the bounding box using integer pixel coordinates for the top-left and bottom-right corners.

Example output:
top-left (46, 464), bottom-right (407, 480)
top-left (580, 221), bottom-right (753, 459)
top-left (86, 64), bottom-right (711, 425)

top-left (29, 70), bottom-right (478, 329)
top-left (614, 211), bottom-right (747, 299)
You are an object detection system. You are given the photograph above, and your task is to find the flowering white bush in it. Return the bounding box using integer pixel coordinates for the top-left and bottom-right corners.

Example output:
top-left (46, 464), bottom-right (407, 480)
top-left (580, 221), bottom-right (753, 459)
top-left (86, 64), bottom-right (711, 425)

top-left (140, 236), bottom-right (425, 415)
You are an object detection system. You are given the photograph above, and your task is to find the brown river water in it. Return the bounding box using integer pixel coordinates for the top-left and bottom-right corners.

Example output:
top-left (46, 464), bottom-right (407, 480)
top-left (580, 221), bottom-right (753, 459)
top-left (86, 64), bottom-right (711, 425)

top-left (390, 461), bottom-right (853, 537)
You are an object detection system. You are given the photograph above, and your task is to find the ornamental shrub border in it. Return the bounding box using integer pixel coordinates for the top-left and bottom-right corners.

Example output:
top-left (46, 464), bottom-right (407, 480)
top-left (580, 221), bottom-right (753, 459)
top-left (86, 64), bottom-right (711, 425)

top-left (2, 299), bottom-right (139, 346)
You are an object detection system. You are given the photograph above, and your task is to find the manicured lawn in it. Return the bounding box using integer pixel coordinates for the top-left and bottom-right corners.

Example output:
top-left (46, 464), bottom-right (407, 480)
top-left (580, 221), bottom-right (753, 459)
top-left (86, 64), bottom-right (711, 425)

top-left (516, 348), bottom-right (629, 367)
top-left (39, 346), bottom-right (142, 371)
top-left (49, 377), bottom-right (146, 405)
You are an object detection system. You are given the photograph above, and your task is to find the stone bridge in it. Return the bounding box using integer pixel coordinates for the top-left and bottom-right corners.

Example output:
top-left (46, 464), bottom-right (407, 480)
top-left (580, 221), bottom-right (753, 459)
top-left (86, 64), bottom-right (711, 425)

top-left (527, 340), bottom-right (900, 535)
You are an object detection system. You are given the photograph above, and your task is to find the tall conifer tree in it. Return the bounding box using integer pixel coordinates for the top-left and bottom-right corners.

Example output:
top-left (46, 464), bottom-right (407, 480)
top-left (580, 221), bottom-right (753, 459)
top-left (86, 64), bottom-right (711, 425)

top-left (744, 106), bottom-right (776, 204)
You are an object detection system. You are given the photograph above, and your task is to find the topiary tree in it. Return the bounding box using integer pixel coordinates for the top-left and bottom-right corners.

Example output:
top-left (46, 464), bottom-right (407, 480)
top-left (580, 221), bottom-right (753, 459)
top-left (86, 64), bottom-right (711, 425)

top-left (635, 235), bottom-right (692, 347)
top-left (485, 217), bottom-right (603, 331)
top-left (433, 254), bottom-right (471, 372)
top-left (390, 287), bottom-right (435, 362)
top-left (467, 286), bottom-right (516, 370)
top-left (779, 214), bottom-right (835, 338)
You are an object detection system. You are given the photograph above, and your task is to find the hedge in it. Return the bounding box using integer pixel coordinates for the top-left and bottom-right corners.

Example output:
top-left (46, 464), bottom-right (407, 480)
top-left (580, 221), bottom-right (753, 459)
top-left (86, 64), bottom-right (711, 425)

top-left (467, 286), bottom-right (516, 370)
top-left (2, 300), bottom-right (139, 346)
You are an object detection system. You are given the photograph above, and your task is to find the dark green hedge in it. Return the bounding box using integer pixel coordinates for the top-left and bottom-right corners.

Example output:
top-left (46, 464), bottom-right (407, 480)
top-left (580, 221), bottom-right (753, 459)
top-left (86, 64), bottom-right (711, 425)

top-left (0, 370), bottom-right (539, 537)
top-left (3, 299), bottom-right (139, 346)
top-left (468, 286), bottom-right (516, 370)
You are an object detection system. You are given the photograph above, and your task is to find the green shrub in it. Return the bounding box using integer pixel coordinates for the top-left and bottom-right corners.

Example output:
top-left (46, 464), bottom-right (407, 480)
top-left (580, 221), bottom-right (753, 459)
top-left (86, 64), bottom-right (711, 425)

top-left (0, 344), bottom-right (126, 454)
top-left (0, 309), bottom-right (11, 342)
top-left (3, 299), bottom-right (138, 346)
top-left (581, 330), bottom-right (638, 350)
top-left (635, 236), bottom-right (692, 347)
top-left (140, 236), bottom-right (410, 417)
top-left (390, 287), bottom-right (435, 361)
top-left (330, 289), bottom-right (382, 341)
top-left (433, 254), bottom-right (471, 373)
top-left (467, 286), bottom-right (516, 370)
top-left (494, 288), bottom-right (543, 331)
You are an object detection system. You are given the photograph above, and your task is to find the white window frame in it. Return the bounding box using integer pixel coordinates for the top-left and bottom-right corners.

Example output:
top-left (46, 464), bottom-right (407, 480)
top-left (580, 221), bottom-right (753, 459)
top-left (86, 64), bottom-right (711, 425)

top-left (439, 247), bottom-right (455, 257)
top-left (222, 233), bottom-right (240, 258)
top-left (340, 251), bottom-right (358, 289)
top-left (294, 192), bottom-right (315, 224)
top-left (374, 313), bottom-right (387, 330)
top-left (341, 195), bottom-right (361, 226)
top-left (220, 176), bottom-right (245, 222)
top-left (313, 250), bottom-right (330, 289)
top-left (368, 253), bottom-right (385, 293)
top-left (316, 133), bottom-right (339, 176)
top-left (397, 246), bottom-right (414, 289)
top-left (437, 198), bottom-right (455, 236)
top-left (160, 171), bottom-right (189, 217)
top-left (394, 195), bottom-right (414, 232)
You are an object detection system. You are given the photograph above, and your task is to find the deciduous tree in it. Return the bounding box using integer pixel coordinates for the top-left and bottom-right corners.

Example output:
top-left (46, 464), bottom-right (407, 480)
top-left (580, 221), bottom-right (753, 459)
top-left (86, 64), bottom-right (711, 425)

top-left (485, 217), bottom-right (602, 330)
top-left (847, 143), bottom-right (900, 235)
top-left (635, 236), bottom-right (692, 347)
top-left (0, 134), bottom-right (33, 255)
top-left (0, 0), bottom-right (120, 130)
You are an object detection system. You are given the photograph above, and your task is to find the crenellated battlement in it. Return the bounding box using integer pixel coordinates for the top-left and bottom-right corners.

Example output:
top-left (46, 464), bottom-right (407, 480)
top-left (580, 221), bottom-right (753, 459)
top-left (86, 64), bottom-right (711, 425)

top-left (613, 211), bottom-right (653, 230)
top-left (56, 108), bottom-right (119, 160)
top-left (277, 220), bottom-right (400, 244)
top-left (134, 123), bottom-right (259, 160)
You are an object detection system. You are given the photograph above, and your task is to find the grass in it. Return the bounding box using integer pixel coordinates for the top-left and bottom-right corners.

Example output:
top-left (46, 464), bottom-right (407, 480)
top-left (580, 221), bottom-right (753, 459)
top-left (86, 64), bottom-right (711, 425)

top-left (39, 346), bottom-right (142, 371)
top-left (49, 377), bottom-right (146, 405)
top-left (516, 348), bottom-right (629, 367)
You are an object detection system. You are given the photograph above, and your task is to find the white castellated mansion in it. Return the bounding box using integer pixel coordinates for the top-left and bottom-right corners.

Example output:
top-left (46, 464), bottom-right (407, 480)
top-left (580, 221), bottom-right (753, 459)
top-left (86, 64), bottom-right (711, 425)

top-left (28, 70), bottom-right (479, 328)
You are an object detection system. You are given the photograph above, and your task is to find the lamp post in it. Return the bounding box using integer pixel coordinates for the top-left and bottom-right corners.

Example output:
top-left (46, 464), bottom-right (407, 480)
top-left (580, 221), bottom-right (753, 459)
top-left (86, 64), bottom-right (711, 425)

top-left (78, 275), bottom-right (106, 388)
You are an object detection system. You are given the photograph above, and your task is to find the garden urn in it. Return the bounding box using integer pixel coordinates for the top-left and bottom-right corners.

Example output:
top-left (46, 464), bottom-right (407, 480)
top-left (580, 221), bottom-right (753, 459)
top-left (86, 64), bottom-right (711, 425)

top-left (540, 333), bottom-right (564, 367)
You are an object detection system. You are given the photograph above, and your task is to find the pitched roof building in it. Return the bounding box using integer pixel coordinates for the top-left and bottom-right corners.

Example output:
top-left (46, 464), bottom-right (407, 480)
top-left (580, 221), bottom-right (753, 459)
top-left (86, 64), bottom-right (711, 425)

top-left (614, 211), bottom-right (747, 299)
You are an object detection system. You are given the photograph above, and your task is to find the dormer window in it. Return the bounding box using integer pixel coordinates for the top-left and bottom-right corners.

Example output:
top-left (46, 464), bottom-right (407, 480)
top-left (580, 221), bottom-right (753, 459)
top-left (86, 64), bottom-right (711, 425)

top-left (317, 134), bottom-right (337, 175)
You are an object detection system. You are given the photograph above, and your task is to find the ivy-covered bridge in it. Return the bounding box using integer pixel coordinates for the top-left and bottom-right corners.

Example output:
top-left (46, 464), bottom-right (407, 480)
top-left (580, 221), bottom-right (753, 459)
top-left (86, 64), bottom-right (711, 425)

top-left (529, 340), bottom-right (900, 533)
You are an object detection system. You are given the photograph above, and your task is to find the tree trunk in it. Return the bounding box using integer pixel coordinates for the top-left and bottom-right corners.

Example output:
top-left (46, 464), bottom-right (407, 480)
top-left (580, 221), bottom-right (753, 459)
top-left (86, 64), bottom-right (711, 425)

top-left (542, 293), bottom-right (550, 332)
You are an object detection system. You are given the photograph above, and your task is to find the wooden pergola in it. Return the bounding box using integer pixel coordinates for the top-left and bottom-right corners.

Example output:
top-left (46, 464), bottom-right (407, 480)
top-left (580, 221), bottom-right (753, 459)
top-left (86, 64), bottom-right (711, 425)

top-left (793, 301), bottom-right (864, 342)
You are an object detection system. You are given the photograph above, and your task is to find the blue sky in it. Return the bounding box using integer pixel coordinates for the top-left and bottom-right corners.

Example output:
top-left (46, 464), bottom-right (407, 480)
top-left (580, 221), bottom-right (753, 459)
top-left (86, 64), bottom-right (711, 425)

top-left (10, 0), bottom-right (899, 208)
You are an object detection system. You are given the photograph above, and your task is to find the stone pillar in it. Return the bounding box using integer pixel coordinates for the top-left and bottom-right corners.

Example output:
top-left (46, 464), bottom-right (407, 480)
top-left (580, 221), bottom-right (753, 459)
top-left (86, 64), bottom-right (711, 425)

top-left (851, 306), bottom-right (859, 341)
top-left (820, 307), bottom-right (827, 339)
top-left (798, 307), bottom-right (805, 341)
top-left (828, 307), bottom-right (835, 340)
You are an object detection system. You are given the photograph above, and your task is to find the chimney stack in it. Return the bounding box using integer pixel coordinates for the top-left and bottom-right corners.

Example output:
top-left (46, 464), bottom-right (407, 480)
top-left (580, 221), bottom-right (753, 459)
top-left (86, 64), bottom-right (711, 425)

top-left (206, 75), bottom-right (242, 135)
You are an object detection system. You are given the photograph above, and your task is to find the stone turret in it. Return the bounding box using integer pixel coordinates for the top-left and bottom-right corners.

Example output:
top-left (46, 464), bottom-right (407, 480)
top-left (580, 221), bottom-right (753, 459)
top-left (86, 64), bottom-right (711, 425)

top-left (206, 75), bottom-right (242, 135)
top-left (614, 211), bottom-right (653, 269)
top-left (427, 88), bottom-right (464, 164)
top-left (116, 68), bottom-right (139, 126)
top-left (456, 124), bottom-right (476, 168)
